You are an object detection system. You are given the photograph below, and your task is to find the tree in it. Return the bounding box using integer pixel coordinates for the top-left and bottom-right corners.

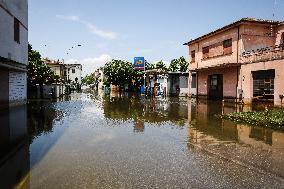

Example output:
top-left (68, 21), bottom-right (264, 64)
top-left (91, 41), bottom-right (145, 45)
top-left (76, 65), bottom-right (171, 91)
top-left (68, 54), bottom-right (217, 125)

top-left (168, 56), bottom-right (189, 72)
top-left (155, 60), bottom-right (167, 71)
top-left (168, 58), bottom-right (179, 72)
top-left (145, 60), bottom-right (155, 70)
top-left (104, 59), bottom-right (135, 91)
top-left (82, 74), bottom-right (95, 86)
top-left (178, 56), bottom-right (189, 72)
top-left (28, 44), bottom-right (59, 98)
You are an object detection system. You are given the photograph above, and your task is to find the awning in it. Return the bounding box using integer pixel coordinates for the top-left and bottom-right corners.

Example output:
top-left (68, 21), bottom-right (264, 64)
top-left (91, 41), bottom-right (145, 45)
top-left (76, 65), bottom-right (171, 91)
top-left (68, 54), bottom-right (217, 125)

top-left (189, 62), bottom-right (240, 71)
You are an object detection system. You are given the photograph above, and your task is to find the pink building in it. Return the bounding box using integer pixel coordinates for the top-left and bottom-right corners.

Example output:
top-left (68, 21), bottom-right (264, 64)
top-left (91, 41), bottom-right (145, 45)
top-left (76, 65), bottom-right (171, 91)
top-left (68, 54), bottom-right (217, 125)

top-left (184, 18), bottom-right (284, 105)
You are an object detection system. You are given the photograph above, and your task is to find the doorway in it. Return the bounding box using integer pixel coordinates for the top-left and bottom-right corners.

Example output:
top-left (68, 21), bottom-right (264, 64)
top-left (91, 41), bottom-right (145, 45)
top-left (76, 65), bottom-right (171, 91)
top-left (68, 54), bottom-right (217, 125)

top-left (0, 69), bottom-right (9, 109)
top-left (208, 74), bottom-right (223, 100)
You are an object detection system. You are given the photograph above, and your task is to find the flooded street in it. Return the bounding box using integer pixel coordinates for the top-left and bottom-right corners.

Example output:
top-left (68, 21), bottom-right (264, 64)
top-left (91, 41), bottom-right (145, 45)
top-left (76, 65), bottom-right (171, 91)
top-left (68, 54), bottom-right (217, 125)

top-left (1, 91), bottom-right (284, 189)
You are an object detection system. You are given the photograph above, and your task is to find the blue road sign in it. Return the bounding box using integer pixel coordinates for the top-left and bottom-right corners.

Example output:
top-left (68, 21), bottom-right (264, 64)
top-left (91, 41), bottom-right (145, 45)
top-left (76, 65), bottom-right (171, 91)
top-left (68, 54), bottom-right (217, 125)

top-left (134, 57), bottom-right (145, 70)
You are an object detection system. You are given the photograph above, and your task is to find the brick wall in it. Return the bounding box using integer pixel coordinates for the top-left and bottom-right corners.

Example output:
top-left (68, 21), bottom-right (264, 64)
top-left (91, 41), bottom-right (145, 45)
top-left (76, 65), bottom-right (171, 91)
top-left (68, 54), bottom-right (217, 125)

top-left (9, 71), bottom-right (26, 104)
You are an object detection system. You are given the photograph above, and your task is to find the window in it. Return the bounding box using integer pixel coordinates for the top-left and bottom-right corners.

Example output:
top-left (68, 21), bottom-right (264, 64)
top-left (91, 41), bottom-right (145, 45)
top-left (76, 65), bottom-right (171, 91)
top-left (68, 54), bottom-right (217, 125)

top-left (223, 39), bottom-right (232, 55)
top-left (72, 69), bottom-right (75, 73)
top-left (14, 18), bottom-right (20, 43)
top-left (191, 50), bottom-right (195, 63)
top-left (252, 70), bottom-right (275, 98)
top-left (202, 46), bottom-right (209, 59)
top-left (210, 75), bottom-right (218, 90)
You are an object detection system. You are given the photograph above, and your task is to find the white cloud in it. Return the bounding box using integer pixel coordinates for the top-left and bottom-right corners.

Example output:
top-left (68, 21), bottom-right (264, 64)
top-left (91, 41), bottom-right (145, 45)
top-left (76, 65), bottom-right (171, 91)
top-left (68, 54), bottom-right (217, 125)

top-left (56, 15), bottom-right (79, 21)
top-left (56, 15), bottom-right (117, 40)
top-left (66, 54), bottom-right (112, 76)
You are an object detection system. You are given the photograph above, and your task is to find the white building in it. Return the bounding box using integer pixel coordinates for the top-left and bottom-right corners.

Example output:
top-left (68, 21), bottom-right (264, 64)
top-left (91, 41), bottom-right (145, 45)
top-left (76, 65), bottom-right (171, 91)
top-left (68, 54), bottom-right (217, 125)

top-left (66, 64), bottom-right (82, 85)
top-left (0, 0), bottom-right (28, 108)
top-left (94, 67), bottom-right (104, 89)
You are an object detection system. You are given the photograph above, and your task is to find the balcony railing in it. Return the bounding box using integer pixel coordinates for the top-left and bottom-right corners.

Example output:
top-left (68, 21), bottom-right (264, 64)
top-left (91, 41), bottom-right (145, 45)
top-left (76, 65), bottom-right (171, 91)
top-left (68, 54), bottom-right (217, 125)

top-left (240, 44), bottom-right (284, 63)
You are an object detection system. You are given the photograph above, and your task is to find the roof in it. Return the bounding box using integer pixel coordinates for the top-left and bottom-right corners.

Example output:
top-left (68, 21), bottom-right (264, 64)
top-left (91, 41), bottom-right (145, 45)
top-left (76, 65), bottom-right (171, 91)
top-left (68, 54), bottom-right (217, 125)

top-left (189, 62), bottom-right (241, 71)
top-left (183, 18), bottom-right (282, 46)
top-left (65, 64), bottom-right (82, 66)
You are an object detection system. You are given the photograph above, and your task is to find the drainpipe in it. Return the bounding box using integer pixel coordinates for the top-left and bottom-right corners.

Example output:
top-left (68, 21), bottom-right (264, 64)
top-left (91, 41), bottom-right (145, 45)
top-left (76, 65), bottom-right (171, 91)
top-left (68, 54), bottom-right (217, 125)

top-left (197, 42), bottom-right (200, 99)
top-left (236, 25), bottom-right (240, 103)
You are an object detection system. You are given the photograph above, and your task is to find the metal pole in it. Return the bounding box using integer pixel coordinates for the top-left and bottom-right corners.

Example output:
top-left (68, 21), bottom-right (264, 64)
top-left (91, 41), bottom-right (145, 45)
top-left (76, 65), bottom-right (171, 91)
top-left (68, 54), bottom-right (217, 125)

top-left (144, 64), bottom-right (146, 88)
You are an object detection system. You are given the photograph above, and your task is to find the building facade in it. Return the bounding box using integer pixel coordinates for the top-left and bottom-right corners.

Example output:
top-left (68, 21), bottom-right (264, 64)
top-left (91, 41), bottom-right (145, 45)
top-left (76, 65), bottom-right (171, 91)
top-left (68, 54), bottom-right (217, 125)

top-left (0, 0), bottom-right (28, 108)
top-left (185, 18), bottom-right (284, 105)
top-left (94, 67), bottom-right (104, 89)
top-left (145, 69), bottom-right (189, 96)
top-left (43, 58), bottom-right (67, 83)
top-left (65, 64), bottom-right (82, 85)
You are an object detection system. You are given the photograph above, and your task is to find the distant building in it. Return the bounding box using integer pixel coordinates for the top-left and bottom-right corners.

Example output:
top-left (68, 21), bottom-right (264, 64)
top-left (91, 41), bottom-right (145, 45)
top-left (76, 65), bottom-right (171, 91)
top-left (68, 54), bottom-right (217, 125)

top-left (0, 0), bottom-right (28, 108)
top-left (94, 67), bottom-right (104, 89)
top-left (184, 18), bottom-right (284, 105)
top-left (43, 58), bottom-right (67, 83)
top-left (65, 64), bottom-right (82, 85)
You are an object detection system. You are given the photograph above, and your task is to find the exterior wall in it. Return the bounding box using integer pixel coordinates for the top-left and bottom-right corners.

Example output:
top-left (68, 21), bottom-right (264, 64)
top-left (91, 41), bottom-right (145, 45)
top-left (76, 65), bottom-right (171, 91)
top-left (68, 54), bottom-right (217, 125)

top-left (179, 76), bottom-right (188, 96)
top-left (239, 24), bottom-right (276, 52)
top-left (49, 65), bottom-right (61, 76)
top-left (188, 72), bottom-right (197, 96)
top-left (275, 24), bottom-right (284, 46)
top-left (66, 64), bottom-right (82, 84)
top-left (189, 27), bottom-right (239, 70)
top-left (94, 68), bottom-right (105, 89)
top-left (45, 63), bottom-right (66, 82)
top-left (0, 1), bottom-right (28, 105)
top-left (239, 60), bottom-right (284, 105)
top-left (9, 71), bottom-right (26, 105)
top-left (0, 1), bottom-right (28, 64)
top-left (187, 21), bottom-right (283, 103)
top-left (197, 67), bottom-right (238, 98)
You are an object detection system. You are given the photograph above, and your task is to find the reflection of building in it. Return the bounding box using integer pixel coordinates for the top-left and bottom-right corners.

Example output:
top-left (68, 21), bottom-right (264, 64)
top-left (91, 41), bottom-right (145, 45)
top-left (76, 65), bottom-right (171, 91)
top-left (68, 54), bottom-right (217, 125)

top-left (43, 58), bottom-right (66, 83)
top-left (0, 1), bottom-right (28, 108)
top-left (0, 105), bottom-right (30, 189)
top-left (185, 18), bottom-right (284, 105)
top-left (133, 119), bottom-right (145, 133)
top-left (103, 95), bottom-right (188, 125)
top-left (187, 99), bottom-right (284, 177)
top-left (66, 64), bottom-right (82, 85)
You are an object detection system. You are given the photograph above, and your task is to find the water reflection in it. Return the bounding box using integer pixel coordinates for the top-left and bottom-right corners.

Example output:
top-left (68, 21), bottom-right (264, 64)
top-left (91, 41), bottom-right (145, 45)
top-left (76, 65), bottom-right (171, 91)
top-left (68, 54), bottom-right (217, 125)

top-left (0, 92), bottom-right (284, 188)
top-left (102, 93), bottom-right (188, 130)
top-left (187, 99), bottom-right (284, 177)
top-left (27, 101), bottom-right (63, 142)
top-left (0, 101), bottom-right (64, 189)
top-left (0, 105), bottom-right (29, 189)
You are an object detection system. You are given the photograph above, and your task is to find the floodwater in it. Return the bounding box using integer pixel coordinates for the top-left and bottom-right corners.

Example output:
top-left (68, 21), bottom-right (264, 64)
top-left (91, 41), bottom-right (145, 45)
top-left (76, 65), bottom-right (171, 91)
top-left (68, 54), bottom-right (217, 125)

top-left (0, 91), bottom-right (284, 189)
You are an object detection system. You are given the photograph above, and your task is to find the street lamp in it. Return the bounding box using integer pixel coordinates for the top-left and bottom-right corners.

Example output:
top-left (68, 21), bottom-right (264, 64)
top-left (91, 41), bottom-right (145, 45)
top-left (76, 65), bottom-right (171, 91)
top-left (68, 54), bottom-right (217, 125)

top-left (66, 44), bottom-right (82, 55)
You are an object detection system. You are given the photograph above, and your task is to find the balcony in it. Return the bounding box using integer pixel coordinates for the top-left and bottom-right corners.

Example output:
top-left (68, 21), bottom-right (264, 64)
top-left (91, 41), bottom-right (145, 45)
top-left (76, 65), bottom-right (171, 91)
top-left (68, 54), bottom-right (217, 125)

top-left (240, 44), bottom-right (284, 64)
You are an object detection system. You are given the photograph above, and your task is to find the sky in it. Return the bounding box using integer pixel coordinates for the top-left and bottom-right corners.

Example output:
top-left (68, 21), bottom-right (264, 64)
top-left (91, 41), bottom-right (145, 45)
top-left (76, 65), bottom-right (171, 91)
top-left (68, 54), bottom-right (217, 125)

top-left (28, 0), bottom-right (284, 76)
